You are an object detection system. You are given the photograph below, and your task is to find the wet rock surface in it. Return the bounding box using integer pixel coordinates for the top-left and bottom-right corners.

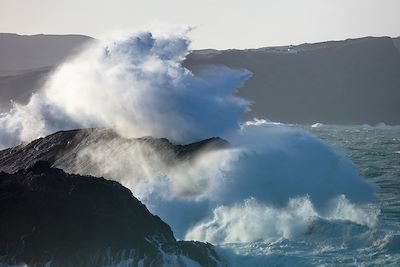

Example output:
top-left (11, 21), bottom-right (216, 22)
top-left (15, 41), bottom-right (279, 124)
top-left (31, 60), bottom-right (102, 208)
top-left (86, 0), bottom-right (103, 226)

top-left (0, 128), bottom-right (228, 174)
top-left (0, 130), bottom-right (228, 266)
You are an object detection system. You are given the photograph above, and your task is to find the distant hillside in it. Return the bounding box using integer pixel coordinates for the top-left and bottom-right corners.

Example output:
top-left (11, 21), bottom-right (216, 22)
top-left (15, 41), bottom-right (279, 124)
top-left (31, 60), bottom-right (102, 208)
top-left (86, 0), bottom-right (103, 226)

top-left (1, 34), bottom-right (399, 124)
top-left (393, 37), bottom-right (400, 52)
top-left (185, 37), bottom-right (400, 124)
top-left (0, 33), bottom-right (93, 71)
top-left (0, 33), bottom-right (92, 111)
top-left (0, 67), bottom-right (51, 110)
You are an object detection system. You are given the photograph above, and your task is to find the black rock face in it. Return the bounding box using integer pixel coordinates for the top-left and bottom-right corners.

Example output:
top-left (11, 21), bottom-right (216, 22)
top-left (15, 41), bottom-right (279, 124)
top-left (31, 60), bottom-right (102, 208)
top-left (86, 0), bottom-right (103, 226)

top-left (0, 161), bottom-right (174, 265)
top-left (0, 128), bottom-right (229, 174)
top-left (0, 161), bottom-right (225, 267)
top-left (0, 131), bottom-right (228, 267)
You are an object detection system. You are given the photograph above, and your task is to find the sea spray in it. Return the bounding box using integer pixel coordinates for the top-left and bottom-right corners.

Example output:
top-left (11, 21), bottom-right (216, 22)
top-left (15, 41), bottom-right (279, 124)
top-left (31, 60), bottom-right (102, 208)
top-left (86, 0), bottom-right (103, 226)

top-left (65, 125), bottom-right (377, 238)
top-left (0, 31), bottom-right (250, 148)
top-left (0, 31), bottom-right (382, 265)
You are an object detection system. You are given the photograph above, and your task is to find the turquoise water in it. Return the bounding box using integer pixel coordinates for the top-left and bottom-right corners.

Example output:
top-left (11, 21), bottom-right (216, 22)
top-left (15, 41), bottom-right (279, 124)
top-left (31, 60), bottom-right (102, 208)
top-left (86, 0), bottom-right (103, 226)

top-left (4, 124), bottom-right (399, 267)
top-left (308, 124), bottom-right (400, 225)
top-left (220, 124), bottom-right (400, 266)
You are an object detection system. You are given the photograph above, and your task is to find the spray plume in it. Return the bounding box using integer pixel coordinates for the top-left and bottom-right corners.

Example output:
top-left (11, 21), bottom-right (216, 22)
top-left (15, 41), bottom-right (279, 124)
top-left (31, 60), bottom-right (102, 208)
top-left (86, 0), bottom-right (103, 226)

top-left (0, 30), bottom-right (378, 242)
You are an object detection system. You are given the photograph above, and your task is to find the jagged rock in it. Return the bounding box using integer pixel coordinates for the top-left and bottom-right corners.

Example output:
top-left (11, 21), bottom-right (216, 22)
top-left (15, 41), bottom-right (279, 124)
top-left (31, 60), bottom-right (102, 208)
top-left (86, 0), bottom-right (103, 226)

top-left (0, 129), bottom-right (229, 266)
top-left (0, 161), bottom-right (225, 267)
top-left (0, 128), bottom-right (229, 174)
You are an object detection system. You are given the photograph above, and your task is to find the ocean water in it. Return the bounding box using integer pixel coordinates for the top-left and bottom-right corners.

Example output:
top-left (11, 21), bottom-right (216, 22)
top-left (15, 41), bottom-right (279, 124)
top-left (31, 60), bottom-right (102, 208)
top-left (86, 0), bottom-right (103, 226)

top-left (218, 124), bottom-right (400, 266)
top-left (1, 31), bottom-right (398, 266)
top-left (2, 125), bottom-right (399, 267)
top-left (309, 124), bottom-right (400, 224)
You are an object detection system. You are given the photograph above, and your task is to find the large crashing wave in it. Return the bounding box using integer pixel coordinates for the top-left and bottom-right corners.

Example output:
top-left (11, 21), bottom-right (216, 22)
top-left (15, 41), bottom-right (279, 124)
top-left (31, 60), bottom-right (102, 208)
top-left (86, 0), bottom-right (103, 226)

top-left (0, 31), bottom-right (250, 148)
top-left (71, 125), bottom-right (376, 238)
top-left (0, 31), bottom-right (378, 246)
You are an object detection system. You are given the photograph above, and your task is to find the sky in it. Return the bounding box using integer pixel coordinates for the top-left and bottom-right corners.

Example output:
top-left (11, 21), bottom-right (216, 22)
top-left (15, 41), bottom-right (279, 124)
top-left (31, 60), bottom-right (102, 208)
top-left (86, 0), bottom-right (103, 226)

top-left (1, 0), bottom-right (399, 49)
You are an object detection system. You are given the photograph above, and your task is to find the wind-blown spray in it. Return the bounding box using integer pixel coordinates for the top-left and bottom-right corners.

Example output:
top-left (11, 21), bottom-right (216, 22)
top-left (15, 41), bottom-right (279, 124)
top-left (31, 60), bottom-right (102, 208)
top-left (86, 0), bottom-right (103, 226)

top-left (0, 31), bottom-right (378, 250)
top-left (0, 31), bottom-right (250, 148)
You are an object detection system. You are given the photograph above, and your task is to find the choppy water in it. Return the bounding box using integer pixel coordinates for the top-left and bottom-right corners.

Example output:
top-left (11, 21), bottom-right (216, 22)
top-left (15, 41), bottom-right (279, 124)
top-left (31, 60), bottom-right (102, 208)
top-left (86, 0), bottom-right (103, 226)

top-left (3, 124), bottom-right (400, 267)
top-left (1, 31), bottom-right (397, 266)
top-left (308, 124), bottom-right (400, 225)
top-left (219, 124), bottom-right (400, 266)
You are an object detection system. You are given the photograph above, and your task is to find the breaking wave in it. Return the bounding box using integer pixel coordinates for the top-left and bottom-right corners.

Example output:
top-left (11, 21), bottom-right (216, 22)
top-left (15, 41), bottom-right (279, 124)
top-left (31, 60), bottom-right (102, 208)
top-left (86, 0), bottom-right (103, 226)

top-left (0, 30), bottom-right (250, 148)
top-left (185, 195), bottom-right (379, 244)
top-left (0, 30), bottom-right (388, 266)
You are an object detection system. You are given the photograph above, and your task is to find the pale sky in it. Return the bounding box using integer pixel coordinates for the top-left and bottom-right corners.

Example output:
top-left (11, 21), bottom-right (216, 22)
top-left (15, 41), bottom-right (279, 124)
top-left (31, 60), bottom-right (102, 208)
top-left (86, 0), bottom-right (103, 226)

top-left (1, 0), bottom-right (399, 49)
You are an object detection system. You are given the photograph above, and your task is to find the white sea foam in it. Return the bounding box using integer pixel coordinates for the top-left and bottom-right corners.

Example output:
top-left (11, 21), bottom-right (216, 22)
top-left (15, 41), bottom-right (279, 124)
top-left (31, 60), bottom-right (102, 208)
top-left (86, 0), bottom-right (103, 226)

top-left (311, 122), bottom-right (324, 128)
top-left (244, 118), bottom-right (286, 127)
top-left (361, 123), bottom-right (400, 130)
top-left (185, 195), bottom-right (379, 244)
top-left (68, 124), bottom-right (377, 238)
top-left (0, 30), bottom-right (381, 258)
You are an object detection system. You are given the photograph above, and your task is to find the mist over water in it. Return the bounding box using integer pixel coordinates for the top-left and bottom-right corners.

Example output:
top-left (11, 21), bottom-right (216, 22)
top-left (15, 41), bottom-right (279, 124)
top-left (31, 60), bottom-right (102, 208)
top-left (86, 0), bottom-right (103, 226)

top-left (0, 30), bottom-right (394, 266)
top-left (65, 124), bottom-right (377, 240)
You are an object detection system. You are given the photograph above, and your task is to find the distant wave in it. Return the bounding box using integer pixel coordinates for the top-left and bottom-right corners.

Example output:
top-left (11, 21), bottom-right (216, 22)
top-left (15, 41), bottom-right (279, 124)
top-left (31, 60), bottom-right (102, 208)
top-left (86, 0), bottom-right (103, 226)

top-left (244, 118), bottom-right (290, 127)
top-left (361, 123), bottom-right (400, 129)
top-left (311, 122), bottom-right (324, 128)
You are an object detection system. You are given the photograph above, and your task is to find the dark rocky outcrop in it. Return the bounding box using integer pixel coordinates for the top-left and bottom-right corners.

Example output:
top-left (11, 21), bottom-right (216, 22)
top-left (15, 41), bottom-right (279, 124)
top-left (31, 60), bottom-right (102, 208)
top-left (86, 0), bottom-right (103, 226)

top-left (0, 161), bottom-right (225, 267)
top-left (0, 128), bottom-right (228, 174)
